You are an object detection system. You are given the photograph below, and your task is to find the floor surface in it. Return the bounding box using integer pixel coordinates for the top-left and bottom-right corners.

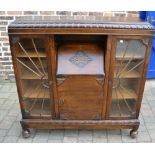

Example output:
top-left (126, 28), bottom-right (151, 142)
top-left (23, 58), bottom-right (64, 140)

top-left (0, 80), bottom-right (155, 143)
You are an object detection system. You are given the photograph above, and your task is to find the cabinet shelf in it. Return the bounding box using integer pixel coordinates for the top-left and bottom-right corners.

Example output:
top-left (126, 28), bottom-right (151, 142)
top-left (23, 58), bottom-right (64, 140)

top-left (116, 56), bottom-right (143, 61)
top-left (23, 86), bottom-right (49, 99)
top-left (20, 73), bottom-right (40, 79)
top-left (114, 69), bottom-right (140, 78)
top-left (17, 58), bottom-right (48, 80)
top-left (20, 71), bottom-right (48, 80)
top-left (16, 50), bottom-right (46, 58)
top-left (114, 58), bottom-right (143, 78)
top-left (112, 87), bottom-right (137, 99)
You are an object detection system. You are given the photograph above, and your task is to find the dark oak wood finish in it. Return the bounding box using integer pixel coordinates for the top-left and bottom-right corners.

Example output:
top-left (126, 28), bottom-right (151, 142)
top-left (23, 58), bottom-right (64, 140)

top-left (8, 19), bottom-right (154, 138)
top-left (58, 76), bottom-right (104, 120)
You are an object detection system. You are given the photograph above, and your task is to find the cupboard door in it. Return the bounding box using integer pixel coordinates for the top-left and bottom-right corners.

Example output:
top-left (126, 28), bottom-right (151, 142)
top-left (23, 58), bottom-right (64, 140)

top-left (11, 36), bottom-right (52, 118)
top-left (57, 76), bottom-right (104, 120)
top-left (108, 37), bottom-right (151, 119)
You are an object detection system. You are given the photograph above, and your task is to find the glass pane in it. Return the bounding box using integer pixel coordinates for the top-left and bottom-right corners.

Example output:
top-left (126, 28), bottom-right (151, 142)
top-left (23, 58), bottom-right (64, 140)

top-left (15, 38), bottom-right (51, 117)
top-left (110, 39), bottom-right (147, 118)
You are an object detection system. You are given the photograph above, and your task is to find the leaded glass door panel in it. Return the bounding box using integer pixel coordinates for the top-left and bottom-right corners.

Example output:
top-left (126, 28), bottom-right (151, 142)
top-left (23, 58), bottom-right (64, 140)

top-left (108, 36), bottom-right (150, 119)
top-left (12, 36), bottom-right (52, 118)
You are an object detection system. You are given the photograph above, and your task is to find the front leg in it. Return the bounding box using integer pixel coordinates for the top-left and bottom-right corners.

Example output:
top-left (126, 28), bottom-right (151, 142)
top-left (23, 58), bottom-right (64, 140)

top-left (130, 125), bottom-right (139, 138)
top-left (20, 121), bottom-right (31, 138)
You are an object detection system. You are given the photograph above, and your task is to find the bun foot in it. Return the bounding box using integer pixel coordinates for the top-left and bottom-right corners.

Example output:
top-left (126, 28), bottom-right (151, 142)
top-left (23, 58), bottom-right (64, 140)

top-left (22, 129), bottom-right (31, 138)
top-left (130, 129), bottom-right (138, 138)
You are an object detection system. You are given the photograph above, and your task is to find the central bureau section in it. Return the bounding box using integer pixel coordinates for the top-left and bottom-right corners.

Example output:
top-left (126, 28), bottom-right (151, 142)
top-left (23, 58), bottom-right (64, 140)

top-left (55, 35), bottom-right (106, 120)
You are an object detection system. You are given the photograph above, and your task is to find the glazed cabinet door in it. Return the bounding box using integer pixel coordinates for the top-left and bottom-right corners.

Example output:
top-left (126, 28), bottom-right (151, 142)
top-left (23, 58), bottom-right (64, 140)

top-left (10, 36), bottom-right (53, 118)
top-left (107, 36), bottom-right (151, 119)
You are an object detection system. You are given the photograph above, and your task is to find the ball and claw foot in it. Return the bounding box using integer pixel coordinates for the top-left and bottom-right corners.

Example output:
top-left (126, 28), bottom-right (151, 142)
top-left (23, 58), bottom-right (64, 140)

top-left (130, 129), bottom-right (138, 138)
top-left (22, 128), bottom-right (31, 138)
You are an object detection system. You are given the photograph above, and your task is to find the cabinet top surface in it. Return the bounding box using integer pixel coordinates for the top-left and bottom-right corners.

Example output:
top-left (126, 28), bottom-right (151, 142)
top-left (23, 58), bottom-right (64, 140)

top-left (9, 18), bottom-right (154, 29)
top-left (8, 17), bottom-right (155, 35)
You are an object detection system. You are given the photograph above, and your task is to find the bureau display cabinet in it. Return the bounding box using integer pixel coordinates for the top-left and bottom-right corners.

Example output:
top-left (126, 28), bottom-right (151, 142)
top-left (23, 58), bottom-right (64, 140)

top-left (8, 18), bottom-right (154, 138)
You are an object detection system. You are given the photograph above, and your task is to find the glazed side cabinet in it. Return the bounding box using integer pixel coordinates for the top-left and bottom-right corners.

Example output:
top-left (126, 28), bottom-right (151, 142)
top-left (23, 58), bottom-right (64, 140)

top-left (8, 20), bottom-right (154, 138)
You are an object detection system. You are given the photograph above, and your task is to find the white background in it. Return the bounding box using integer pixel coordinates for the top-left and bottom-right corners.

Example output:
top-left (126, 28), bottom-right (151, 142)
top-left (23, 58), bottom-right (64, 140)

top-left (0, 0), bottom-right (154, 154)
top-left (0, 0), bottom-right (155, 11)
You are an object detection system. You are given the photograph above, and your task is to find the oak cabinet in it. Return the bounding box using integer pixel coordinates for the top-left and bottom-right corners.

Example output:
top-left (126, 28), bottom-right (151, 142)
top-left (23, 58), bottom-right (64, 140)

top-left (8, 19), bottom-right (154, 138)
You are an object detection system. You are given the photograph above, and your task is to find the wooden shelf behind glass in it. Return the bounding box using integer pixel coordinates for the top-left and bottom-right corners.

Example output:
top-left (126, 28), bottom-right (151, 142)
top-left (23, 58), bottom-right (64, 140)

top-left (23, 85), bottom-right (49, 99)
top-left (116, 55), bottom-right (144, 61)
top-left (20, 69), bottom-right (48, 80)
top-left (114, 69), bottom-right (140, 78)
top-left (16, 50), bottom-right (46, 58)
top-left (112, 87), bottom-right (137, 99)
